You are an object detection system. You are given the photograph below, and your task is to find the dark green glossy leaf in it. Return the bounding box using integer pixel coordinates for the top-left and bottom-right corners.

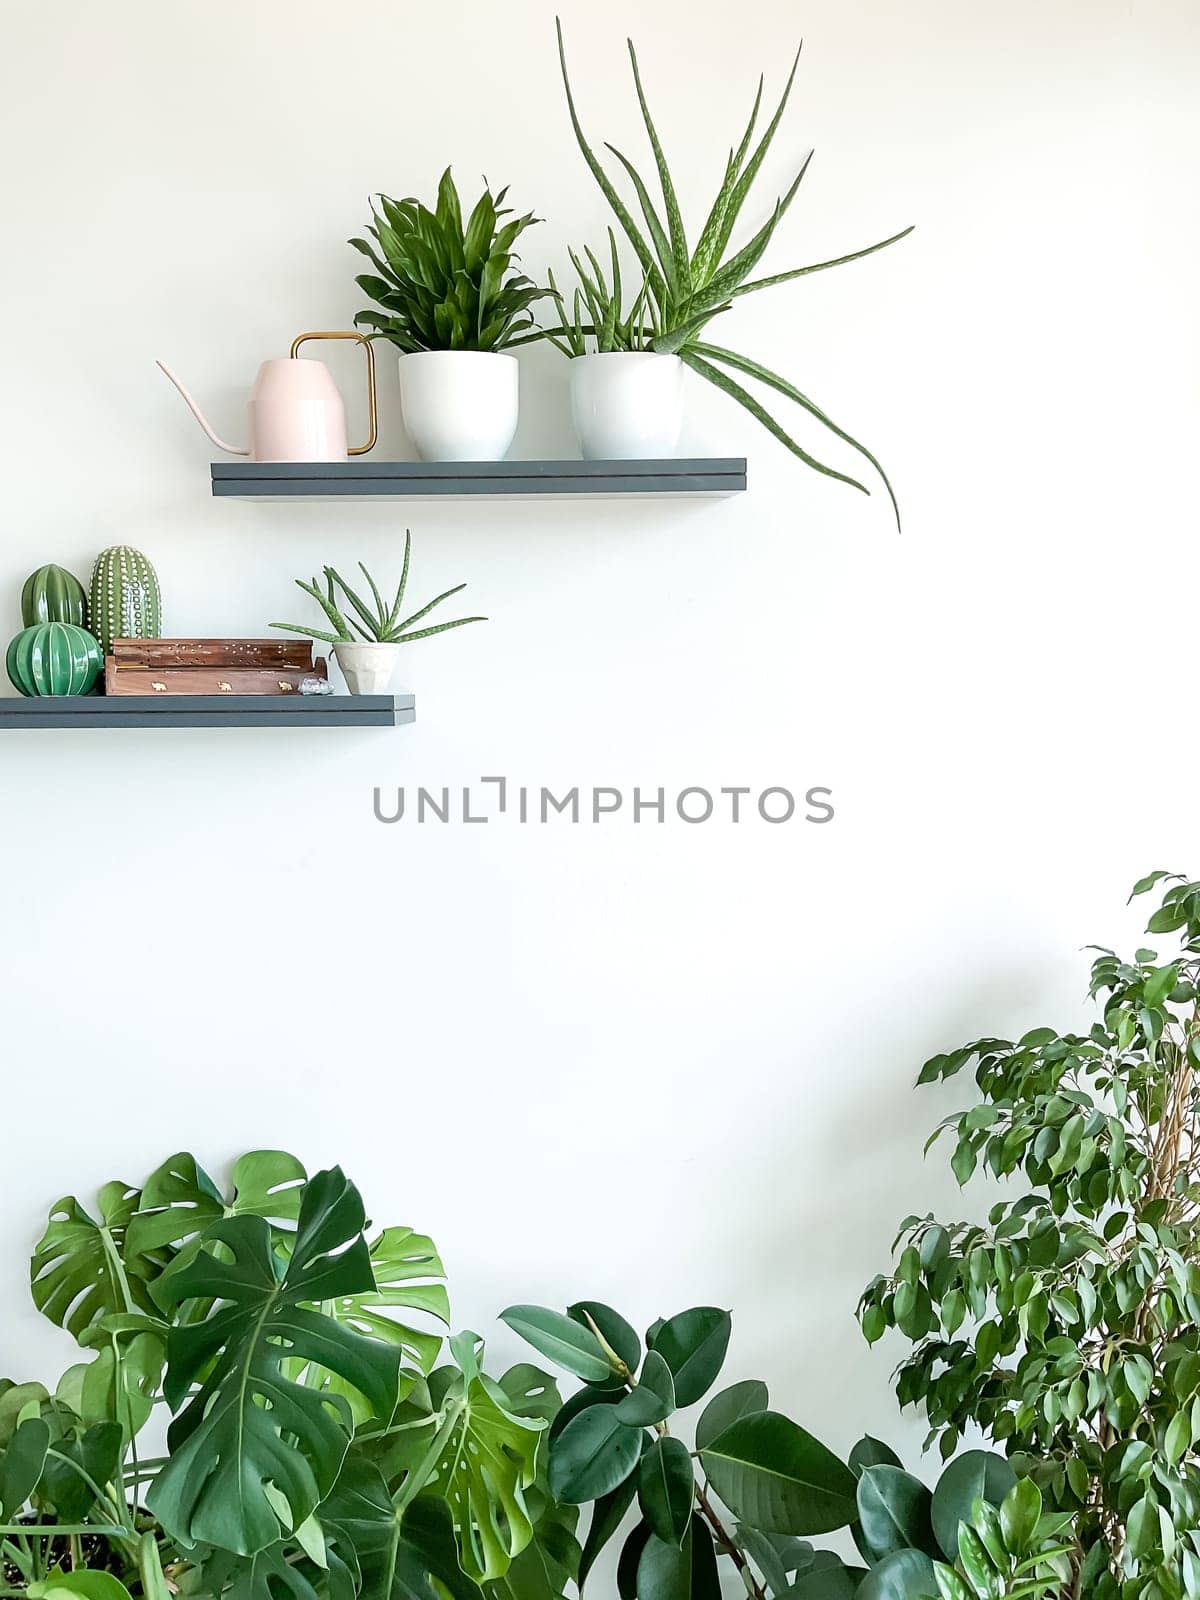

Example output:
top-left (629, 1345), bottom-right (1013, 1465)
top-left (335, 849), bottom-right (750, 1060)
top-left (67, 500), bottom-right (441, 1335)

top-left (616, 1350), bottom-right (675, 1425)
top-left (568, 1302), bottom-right (641, 1374)
top-left (547, 1402), bottom-right (642, 1504)
top-left (648, 1308), bottom-right (731, 1407)
top-left (856, 1466), bottom-right (935, 1562)
top-left (697, 1379), bottom-right (769, 1450)
top-left (856, 1549), bottom-right (936, 1600)
top-left (501, 1306), bottom-right (614, 1385)
top-left (700, 1411), bottom-right (857, 1535)
top-left (930, 1454), bottom-right (1015, 1562)
top-left (848, 1437), bottom-right (903, 1477)
top-left (638, 1436), bottom-right (693, 1547)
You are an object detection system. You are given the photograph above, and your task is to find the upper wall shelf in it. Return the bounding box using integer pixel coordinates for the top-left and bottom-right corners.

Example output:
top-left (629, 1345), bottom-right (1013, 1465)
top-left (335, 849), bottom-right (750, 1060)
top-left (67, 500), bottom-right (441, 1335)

top-left (211, 458), bottom-right (746, 501)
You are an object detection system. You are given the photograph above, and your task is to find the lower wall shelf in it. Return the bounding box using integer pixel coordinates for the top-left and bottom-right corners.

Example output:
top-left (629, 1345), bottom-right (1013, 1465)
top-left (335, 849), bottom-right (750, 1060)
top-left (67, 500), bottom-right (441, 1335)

top-left (211, 458), bottom-right (747, 500)
top-left (0, 694), bottom-right (414, 730)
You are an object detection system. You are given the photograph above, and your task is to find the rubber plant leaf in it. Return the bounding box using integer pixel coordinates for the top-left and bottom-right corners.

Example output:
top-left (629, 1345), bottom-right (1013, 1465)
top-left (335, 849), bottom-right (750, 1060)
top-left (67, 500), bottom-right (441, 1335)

top-left (146, 1166), bottom-right (401, 1557)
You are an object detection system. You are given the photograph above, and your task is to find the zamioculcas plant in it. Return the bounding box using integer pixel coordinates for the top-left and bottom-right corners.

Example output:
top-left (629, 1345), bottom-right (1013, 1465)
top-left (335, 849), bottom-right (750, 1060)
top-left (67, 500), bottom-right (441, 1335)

top-left (859, 871), bottom-right (1200, 1600)
top-left (351, 169), bottom-right (549, 352)
top-left (553, 21), bottom-right (912, 527)
top-left (0, 1151), bottom-right (571, 1600)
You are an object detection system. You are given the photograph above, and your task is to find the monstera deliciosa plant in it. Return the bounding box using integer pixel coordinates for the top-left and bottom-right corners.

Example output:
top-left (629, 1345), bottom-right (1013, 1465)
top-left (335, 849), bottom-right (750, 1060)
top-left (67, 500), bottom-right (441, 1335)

top-left (1, 1152), bottom-right (573, 1600)
top-left (860, 871), bottom-right (1200, 1600)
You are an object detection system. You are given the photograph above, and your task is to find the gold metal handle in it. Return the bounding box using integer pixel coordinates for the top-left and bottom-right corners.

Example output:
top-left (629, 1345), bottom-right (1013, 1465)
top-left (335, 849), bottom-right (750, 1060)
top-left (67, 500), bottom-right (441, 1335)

top-left (289, 330), bottom-right (378, 456)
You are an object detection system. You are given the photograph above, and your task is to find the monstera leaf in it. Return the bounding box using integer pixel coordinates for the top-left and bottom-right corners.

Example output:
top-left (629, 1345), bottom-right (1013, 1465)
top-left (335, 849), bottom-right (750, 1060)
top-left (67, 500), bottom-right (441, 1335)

top-left (31, 1183), bottom-right (159, 1343)
top-left (147, 1166), bottom-right (402, 1556)
top-left (125, 1150), bottom-right (308, 1312)
top-left (422, 1333), bottom-right (546, 1583)
top-left (318, 1227), bottom-right (450, 1422)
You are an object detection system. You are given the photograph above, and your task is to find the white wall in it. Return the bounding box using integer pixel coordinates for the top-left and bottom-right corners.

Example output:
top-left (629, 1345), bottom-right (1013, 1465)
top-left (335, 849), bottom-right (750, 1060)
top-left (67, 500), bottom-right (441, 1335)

top-left (0, 0), bottom-right (1197, 1492)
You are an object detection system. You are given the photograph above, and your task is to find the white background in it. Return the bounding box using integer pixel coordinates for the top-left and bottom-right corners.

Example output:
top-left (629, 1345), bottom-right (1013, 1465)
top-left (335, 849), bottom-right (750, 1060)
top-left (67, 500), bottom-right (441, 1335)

top-left (0, 0), bottom-right (1197, 1499)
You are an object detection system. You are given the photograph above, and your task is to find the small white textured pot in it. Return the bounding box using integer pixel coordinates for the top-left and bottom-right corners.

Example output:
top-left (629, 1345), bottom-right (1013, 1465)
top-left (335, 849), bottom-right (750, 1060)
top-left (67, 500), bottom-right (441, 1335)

top-left (333, 641), bottom-right (401, 695)
top-left (398, 351), bottom-right (519, 462)
top-left (568, 352), bottom-right (685, 460)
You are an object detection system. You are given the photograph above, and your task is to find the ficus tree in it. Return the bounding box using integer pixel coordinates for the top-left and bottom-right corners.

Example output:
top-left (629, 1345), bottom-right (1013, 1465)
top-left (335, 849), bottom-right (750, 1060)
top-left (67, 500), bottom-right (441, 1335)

top-left (859, 872), bottom-right (1200, 1600)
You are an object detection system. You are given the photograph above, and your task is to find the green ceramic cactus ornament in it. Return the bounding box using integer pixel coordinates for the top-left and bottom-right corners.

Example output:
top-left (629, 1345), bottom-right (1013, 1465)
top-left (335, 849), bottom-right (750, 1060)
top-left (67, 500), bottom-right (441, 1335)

top-left (21, 564), bottom-right (89, 629)
top-left (6, 622), bottom-right (103, 696)
top-left (90, 546), bottom-right (161, 655)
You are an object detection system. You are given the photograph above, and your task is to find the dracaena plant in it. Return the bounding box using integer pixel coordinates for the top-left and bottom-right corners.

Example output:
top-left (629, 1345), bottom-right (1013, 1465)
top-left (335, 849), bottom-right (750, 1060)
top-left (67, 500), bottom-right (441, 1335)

top-left (553, 20), bottom-right (913, 528)
top-left (859, 871), bottom-right (1200, 1600)
top-left (351, 168), bottom-right (550, 352)
top-left (0, 1151), bottom-right (572, 1600)
top-left (271, 531), bottom-right (486, 646)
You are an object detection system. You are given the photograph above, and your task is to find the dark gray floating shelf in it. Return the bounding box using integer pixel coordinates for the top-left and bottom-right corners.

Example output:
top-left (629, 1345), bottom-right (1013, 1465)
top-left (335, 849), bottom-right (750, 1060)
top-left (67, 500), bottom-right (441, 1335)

top-left (211, 458), bottom-right (746, 500)
top-left (0, 693), bottom-right (414, 730)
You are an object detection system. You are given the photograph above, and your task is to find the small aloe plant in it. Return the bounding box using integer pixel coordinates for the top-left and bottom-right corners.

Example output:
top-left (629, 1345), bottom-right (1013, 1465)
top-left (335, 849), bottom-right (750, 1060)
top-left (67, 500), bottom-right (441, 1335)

top-left (270, 530), bottom-right (486, 646)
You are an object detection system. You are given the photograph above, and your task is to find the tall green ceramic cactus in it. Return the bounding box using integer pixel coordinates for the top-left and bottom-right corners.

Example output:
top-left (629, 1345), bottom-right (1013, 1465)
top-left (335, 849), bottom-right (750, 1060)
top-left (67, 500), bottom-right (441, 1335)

top-left (90, 546), bottom-right (161, 655)
top-left (6, 622), bottom-right (103, 696)
top-left (21, 564), bottom-right (88, 629)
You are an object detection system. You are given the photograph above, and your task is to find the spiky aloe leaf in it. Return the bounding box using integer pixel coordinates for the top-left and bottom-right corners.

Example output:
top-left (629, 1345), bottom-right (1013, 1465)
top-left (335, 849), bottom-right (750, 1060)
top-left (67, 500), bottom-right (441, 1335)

top-left (626, 40), bottom-right (690, 297)
top-left (555, 19), bottom-right (663, 303)
top-left (396, 617), bottom-right (487, 644)
top-left (682, 350), bottom-right (870, 497)
top-left (603, 144), bottom-right (680, 303)
top-left (693, 341), bottom-right (901, 529)
top-left (728, 225), bottom-right (915, 300)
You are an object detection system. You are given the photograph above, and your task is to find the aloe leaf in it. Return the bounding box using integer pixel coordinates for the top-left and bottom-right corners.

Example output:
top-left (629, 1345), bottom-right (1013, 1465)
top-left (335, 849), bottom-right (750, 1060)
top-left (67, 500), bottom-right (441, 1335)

top-left (394, 583), bottom-right (469, 638)
top-left (328, 567), bottom-right (383, 641)
top-left (396, 617), bottom-right (487, 643)
top-left (270, 622), bottom-right (342, 644)
top-left (682, 350), bottom-right (869, 496)
top-left (359, 565), bottom-right (388, 628)
top-left (387, 531), bottom-right (413, 630)
top-left (556, 19), bottom-right (663, 299)
top-left (626, 40), bottom-right (690, 296)
top-left (295, 577), bottom-right (352, 641)
top-left (693, 340), bottom-right (900, 529)
top-left (695, 46), bottom-right (802, 284)
top-left (650, 301), bottom-right (730, 355)
top-left (604, 144), bottom-right (679, 302)
top-left (687, 156), bottom-right (810, 315)
top-left (729, 225), bottom-right (915, 298)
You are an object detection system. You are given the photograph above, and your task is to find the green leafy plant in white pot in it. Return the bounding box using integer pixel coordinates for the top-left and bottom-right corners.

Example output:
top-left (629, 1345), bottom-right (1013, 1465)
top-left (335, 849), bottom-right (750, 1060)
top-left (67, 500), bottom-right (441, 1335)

top-left (271, 531), bottom-right (486, 693)
top-left (351, 169), bottom-right (550, 461)
top-left (551, 22), bottom-right (911, 523)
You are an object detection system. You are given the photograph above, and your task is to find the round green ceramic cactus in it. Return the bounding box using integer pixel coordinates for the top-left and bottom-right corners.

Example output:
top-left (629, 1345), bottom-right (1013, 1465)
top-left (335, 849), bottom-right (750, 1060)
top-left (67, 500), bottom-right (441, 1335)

top-left (21, 564), bottom-right (89, 629)
top-left (6, 622), bottom-right (103, 697)
top-left (90, 546), bottom-right (161, 655)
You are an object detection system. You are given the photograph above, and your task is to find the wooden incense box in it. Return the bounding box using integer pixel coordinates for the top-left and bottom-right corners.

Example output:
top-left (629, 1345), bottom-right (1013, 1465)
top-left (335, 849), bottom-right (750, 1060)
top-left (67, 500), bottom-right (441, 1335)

top-left (106, 638), bottom-right (325, 697)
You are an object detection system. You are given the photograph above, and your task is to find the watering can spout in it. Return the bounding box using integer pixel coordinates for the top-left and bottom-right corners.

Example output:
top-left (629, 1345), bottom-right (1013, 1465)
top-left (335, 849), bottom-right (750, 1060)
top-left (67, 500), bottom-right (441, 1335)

top-left (156, 360), bottom-right (250, 456)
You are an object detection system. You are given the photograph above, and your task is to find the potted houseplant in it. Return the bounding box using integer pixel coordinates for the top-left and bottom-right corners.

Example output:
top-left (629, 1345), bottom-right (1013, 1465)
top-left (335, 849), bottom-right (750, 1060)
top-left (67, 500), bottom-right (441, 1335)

top-left (500, 1298), bottom-right (1073, 1600)
top-left (544, 230), bottom-right (685, 460)
top-left (550, 23), bottom-right (912, 526)
top-left (2, 1149), bottom-right (572, 1600)
top-left (351, 169), bottom-right (550, 461)
top-left (270, 529), bottom-right (486, 693)
top-left (859, 869), bottom-right (1200, 1600)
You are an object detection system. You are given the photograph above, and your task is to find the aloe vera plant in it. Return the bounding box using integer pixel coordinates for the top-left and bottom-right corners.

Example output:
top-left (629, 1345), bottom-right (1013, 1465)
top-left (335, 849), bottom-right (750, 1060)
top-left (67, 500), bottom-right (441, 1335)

top-left (554, 21), bottom-right (913, 526)
top-left (351, 169), bottom-right (550, 352)
top-left (271, 531), bottom-right (486, 647)
top-left (544, 230), bottom-right (656, 356)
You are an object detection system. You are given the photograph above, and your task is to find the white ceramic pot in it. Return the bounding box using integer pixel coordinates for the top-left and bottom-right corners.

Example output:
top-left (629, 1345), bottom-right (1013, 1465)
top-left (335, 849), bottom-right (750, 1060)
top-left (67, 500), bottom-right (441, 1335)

top-left (333, 641), bottom-right (401, 696)
top-left (397, 351), bottom-right (519, 461)
top-left (568, 352), bottom-right (685, 460)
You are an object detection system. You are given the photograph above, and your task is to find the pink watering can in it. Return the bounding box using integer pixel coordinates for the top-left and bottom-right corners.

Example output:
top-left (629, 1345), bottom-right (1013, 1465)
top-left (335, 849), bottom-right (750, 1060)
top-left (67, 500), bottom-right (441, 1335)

top-left (157, 331), bottom-right (377, 461)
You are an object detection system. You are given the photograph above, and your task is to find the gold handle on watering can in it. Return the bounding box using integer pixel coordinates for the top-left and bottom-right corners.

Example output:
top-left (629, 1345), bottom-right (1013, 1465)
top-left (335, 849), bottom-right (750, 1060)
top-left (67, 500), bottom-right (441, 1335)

top-left (289, 330), bottom-right (378, 456)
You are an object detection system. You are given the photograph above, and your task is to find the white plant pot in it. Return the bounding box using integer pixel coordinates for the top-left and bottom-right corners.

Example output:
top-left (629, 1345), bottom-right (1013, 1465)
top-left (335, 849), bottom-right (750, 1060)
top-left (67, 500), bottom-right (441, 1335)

top-left (333, 641), bottom-right (401, 696)
top-left (397, 350), bottom-right (519, 462)
top-left (568, 352), bottom-right (685, 460)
